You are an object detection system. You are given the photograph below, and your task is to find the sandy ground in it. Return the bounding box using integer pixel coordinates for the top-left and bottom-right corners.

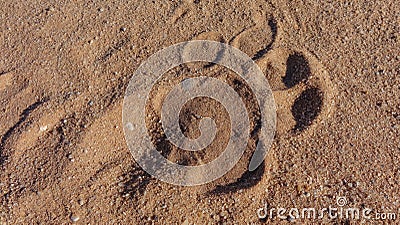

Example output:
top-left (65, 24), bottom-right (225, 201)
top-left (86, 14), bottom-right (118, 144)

top-left (0, 0), bottom-right (399, 224)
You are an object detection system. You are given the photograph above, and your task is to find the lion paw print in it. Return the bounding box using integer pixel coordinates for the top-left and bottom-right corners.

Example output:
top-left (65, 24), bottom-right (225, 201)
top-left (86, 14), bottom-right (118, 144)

top-left (256, 48), bottom-right (335, 136)
top-left (229, 15), bottom-right (335, 137)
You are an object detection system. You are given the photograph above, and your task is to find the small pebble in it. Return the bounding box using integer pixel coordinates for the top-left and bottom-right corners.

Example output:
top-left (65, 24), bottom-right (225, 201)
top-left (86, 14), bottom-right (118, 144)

top-left (126, 122), bottom-right (134, 131)
top-left (70, 215), bottom-right (80, 222)
top-left (46, 6), bottom-right (55, 12)
top-left (78, 199), bottom-right (84, 206)
top-left (40, 125), bottom-right (48, 132)
top-left (123, 193), bottom-right (130, 198)
top-left (67, 154), bottom-right (75, 162)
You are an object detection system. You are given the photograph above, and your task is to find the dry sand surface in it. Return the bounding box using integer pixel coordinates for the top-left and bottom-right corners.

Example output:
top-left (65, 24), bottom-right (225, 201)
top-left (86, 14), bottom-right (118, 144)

top-left (0, 0), bottom-right (399, 224)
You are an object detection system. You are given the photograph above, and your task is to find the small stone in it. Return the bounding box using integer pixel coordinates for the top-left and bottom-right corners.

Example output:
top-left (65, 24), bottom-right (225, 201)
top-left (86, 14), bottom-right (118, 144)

top-left (120, 27), bottom-right (127, 32)
top-left (126, 123), bottom-right (134, 131)
top-left (40, 125), bottom-right (48, 132)
top-left (70, 215), bottom-right (80, 222)
top-left (46, 6), bottom-right (55, 12)
top-left (67, 154), bottom-right (75, 162)
top-left (123, 193), bottom-right (130, 198)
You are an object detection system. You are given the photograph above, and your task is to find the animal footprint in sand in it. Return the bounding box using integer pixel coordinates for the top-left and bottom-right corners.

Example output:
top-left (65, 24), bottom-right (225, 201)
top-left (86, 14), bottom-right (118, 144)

top-left (230, 13), bottom-right (277, 60)
top-left (256, 48), bottom-right (335, 136)
top-left (230, 15), bottom-right (334, 137)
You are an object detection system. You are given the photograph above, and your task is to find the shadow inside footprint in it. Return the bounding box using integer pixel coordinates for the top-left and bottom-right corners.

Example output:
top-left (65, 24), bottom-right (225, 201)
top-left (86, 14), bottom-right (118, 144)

top-left (283, 53), bottom-right (311, 88)
top-left (291, 88), bottom-right (323, 132)
top-left (209, 161), bottom-right (265, 195)
top-left (252, 18), bottom-right (278, 60)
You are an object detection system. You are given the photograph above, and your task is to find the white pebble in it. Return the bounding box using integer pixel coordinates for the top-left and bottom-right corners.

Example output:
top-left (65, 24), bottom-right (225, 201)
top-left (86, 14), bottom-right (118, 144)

top-left (40, 125), bottom-right (48, 132)
top-left (126, 122), bottom-right (134, 131)
top-left (70, 215), bottom-right (80, 222)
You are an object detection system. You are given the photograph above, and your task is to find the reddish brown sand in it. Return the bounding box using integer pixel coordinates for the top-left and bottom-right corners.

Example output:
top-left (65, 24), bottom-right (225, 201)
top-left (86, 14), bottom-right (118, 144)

top-left (0, 0), bottom-right (399, 224)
